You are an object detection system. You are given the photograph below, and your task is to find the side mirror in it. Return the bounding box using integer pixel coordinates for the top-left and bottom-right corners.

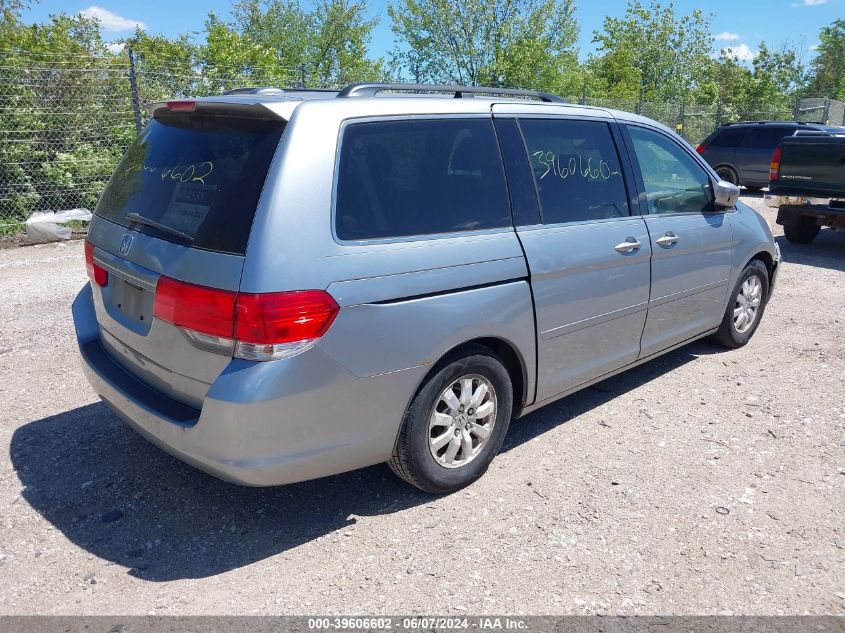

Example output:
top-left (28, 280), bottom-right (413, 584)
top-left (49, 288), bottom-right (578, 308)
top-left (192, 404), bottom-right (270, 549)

top-left (714, 180), bottom-right (740, 208)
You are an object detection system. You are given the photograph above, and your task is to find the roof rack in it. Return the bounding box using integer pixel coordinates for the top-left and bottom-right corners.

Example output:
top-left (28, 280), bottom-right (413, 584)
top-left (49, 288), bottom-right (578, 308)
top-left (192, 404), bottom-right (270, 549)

top-left (223, 86), bottom-right (338, 95)
top-left (721, 120), bottom-right (813, 126)
top-left (336, 83), bottom-right (566, 103)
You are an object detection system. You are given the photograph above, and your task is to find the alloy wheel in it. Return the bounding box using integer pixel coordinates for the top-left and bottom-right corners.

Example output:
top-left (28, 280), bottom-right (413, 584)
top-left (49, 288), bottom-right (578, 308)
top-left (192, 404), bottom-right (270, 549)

top-left (428, 374), bottom-right (497, 469)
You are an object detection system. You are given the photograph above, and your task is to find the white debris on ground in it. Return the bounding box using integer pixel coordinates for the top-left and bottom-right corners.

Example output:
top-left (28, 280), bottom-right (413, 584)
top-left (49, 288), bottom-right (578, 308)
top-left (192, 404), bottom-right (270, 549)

top-left (24, 208), bottom-right (92, 244)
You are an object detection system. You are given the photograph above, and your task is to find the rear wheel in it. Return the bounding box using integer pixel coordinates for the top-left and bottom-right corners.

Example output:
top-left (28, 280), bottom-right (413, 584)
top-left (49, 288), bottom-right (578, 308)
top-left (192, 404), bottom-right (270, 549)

top-left (783, 216), bottom-right (820, 244)
top-left (389, 347), bottom-right (512, 494)
top-left (710, 260), bottom-right (769, 349)
top-left (715, 166), bottom-right (739, 186)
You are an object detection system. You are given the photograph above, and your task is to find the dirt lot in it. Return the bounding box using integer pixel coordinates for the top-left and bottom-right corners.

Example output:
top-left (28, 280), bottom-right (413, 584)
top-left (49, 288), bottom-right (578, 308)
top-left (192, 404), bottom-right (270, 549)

top-left (0, 195), bottom-right (843, 616)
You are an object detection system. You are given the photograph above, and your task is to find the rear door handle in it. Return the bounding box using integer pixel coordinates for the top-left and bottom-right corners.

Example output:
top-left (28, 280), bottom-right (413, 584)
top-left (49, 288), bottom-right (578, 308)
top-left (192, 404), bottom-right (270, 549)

top-left (614, 237), bottom-right (642, 254)
top-left (656, 231), bottom-right (679, 247)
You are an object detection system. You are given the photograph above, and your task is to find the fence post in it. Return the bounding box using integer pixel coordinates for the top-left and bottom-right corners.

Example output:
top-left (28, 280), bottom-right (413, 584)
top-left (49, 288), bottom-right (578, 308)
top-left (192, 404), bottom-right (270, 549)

top-left (823, 97), bottom-right (831, 125)
top-left (579, 85), bottom-right (586, 105)
top-left (676, 102), bottom-right (685, 139)
top-left (716, 98), bottom-right (723, 127)
top-left (127, 47), bottom-right (142, 135)
top-left (299, 64), bottom-right (307, 89)
top-left (636, 82), bottom-right (644, 115)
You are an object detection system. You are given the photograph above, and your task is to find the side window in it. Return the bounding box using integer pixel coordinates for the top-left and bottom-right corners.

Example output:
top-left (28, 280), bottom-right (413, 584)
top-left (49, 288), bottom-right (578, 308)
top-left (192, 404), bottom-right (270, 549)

top-left (746, 126), bottom-right (794, 149)
top-left (708, 126), bottom-right (747, 147)
top-left (493, 117), bottom-right (541, 226)
top-left (519, 118), bottom-right (630, 224)
top-left (335, 118), bottom-right (509, 240)
top-left (627, 125), bottom-right (714, 215)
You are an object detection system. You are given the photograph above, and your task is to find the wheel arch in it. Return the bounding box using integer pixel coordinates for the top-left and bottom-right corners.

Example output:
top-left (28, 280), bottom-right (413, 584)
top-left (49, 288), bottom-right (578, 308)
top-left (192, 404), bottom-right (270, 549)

top-left (417, 336), bottom-right (530, 419)
top-left (713, 163), bottom-right (739, 182)
top-left (748, 250), bottom-right (774, 291)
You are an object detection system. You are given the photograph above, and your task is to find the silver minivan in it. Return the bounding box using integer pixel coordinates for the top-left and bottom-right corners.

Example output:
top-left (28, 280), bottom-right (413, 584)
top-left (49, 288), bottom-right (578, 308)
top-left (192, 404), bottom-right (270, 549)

top-left (73, 83), bottom-right (780, 494)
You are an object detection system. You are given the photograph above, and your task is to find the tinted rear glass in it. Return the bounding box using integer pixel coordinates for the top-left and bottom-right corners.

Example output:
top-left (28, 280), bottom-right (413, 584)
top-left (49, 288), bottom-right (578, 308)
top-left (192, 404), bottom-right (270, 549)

top-left (746, 126), bottom-right (796, 149)
top-left (519, 118), bottom-right (630, 224)
top-left (335, 118), bottom-right (510, 240)
top-left (708, 127), bottom-right (747, 147)
top-left (95, 113), bottom-right (285, 255)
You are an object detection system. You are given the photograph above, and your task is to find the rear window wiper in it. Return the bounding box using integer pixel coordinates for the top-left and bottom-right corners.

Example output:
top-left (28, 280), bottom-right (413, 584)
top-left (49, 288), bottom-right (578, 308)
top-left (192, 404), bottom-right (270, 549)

top-left (124, 212), bottom-right (195, 244)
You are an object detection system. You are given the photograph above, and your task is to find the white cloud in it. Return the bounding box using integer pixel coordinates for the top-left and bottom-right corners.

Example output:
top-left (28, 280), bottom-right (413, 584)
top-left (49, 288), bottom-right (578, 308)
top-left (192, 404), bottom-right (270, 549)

top-left (809, 43), bottom-right (820, 51)
top-left (790, 0), bottom-right (827, 6)
top-left (106, 42), bottom-right (125, 54)
top-left (79, 6), bottom-right (146, 32)
top-left (721, 44), bottom-right (757, 61)
top-left (714, 32), bottom-right (740, 41)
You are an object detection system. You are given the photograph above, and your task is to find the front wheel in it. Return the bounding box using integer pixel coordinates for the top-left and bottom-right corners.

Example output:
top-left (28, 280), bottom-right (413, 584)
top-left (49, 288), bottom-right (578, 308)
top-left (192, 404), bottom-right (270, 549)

top-left (388, 347), bottom-right (513, 494)
top-left (710, 260), bottom-right (769, 349)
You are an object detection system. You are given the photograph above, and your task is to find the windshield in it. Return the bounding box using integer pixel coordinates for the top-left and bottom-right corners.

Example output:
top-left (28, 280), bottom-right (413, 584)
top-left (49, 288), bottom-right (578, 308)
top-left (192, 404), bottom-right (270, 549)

top-left (95, 113), bottom-right (285, 255)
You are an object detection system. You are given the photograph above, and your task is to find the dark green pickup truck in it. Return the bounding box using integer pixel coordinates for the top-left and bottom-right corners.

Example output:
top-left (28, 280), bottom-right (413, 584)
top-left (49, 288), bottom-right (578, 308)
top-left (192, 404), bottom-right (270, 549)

top-left (767, 132), bottom-right (845, 243)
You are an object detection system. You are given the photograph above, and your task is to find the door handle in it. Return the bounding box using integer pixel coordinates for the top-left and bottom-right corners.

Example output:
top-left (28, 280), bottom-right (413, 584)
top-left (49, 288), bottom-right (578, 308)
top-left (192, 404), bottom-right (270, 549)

top-left (614, 237), bottom-right (642, 254)
top-left (656, 231), bottom-right (679, 247)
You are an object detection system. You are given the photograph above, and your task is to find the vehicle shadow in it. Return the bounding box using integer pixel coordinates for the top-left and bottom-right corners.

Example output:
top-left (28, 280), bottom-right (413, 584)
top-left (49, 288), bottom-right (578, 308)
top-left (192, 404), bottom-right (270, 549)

top-left (10, 341), bottom-right (716, 582)
top-left (775, 231), bottom-right (845, 273)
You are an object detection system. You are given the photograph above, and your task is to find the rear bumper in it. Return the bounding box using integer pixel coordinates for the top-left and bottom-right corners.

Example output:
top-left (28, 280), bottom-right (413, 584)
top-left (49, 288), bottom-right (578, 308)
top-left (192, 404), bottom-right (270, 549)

top-left (73, 284), bottom-right (423, 486)
top-left (765, 194), bottom-right (830, 209)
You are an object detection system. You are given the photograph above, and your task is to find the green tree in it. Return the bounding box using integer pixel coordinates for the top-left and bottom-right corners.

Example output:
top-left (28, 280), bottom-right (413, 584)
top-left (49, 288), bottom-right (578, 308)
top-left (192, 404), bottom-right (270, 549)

top-left (123, 29), bottom-right (197, 101)
top-left (229, 0), bottom-right (383, 87)
top-left (702, 42), bottom-right (807, 119)
top-left (388, 0), bottom-right (578, 89)
top-left (0, 12), bottom-right (134, 220)
top-left (200, 13), bottom-right (290, 90)
top-left (590, 0), bottom-right (712, 102)
top-left (809, 18), bottom-right (845, 99)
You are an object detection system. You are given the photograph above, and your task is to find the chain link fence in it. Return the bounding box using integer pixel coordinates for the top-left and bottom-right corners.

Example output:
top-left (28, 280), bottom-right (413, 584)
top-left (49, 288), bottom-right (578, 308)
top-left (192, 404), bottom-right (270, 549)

top-left (1, 50), bottom-right (841, 231)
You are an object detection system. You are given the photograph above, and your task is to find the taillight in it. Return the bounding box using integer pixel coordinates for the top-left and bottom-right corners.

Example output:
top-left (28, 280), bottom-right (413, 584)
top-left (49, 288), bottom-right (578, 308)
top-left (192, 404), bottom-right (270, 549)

top-left (166, 100), bottom-right (196, 112)
top-left (696, 143), bottom-right (707, 154)
top-left (152, 276), bottom-right (339, 362)
top-left (153, 276), bottom-right (236, 339)
top-left (769, 147), bottom-right (782, 181)
top-left (84, 241), bottom-right (108, 287)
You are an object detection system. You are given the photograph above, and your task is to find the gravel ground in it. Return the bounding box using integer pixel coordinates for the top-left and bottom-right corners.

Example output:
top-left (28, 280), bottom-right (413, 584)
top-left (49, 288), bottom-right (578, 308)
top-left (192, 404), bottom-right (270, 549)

top-left (0, 195), bottom-right (843, 616)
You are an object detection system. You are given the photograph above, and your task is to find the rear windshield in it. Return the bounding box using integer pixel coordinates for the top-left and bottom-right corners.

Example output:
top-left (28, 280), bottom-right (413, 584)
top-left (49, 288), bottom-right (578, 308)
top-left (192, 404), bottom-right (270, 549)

top-left (95, 113), bottom-right (285, 255)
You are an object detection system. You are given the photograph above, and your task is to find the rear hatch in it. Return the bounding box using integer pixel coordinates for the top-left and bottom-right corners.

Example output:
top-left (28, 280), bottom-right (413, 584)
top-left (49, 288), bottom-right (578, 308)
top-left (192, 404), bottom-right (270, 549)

top-left (774, 134), bottom-right (845, 197)
top-left (87, 100), bottom-right (287, 409)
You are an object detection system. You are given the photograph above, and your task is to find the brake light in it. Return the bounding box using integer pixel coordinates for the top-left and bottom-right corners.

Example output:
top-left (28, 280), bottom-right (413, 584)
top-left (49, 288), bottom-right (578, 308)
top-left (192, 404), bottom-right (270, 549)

top-left (770, 147), bottom-right (782, 181)
top-left (166, 100), bottom-right (197, 112)
top-left (235, 291), bottom-right (339, 344)
top-left (84, 241), bottom-right (108, 287)
top-left (153, 276), bottom-right (236, 339)
top-left (152, 276), bottom-right (339, 361)
top-left (696, 143), bottom-right (707, 154)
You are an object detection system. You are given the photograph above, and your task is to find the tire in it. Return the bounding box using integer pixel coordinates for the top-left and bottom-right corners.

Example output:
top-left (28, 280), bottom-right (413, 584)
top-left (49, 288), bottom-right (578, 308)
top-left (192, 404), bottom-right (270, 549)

top-left (715, 166), bottom-right (738, 186)
top-left (783, 216), bottom-right (820, 244)
top-left (710, 260), bottom-right (770, 349)
top-left (388, 346), bottom-right (513, 494)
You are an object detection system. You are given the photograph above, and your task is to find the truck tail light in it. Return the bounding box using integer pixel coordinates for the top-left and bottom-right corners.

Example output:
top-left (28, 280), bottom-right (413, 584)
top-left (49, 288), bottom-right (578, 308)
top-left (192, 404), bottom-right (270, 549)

top-left (152, 276), bottom-right (339, 361)
top-left (695, 143), bottom-right (707, 154)
top-left (84, 241), bottom-right (108, 287)
top-left (769, 147), bottom-right (782, 181)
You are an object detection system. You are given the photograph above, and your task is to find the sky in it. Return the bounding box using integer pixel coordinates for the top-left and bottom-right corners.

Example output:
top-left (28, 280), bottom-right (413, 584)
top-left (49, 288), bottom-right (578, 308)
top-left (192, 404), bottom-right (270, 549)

top-left (19, 0), bottom-right (845, 62)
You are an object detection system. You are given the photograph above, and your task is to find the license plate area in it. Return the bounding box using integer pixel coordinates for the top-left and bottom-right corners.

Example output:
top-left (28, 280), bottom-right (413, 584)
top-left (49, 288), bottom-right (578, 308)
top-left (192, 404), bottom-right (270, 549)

top-left (113, 278), bottom-right (150, 324)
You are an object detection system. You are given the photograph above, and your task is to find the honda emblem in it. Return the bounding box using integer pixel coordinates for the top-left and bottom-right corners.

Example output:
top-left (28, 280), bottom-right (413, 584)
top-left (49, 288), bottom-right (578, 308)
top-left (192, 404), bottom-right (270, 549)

top-left (119, 233), bottom-right (133, 256)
